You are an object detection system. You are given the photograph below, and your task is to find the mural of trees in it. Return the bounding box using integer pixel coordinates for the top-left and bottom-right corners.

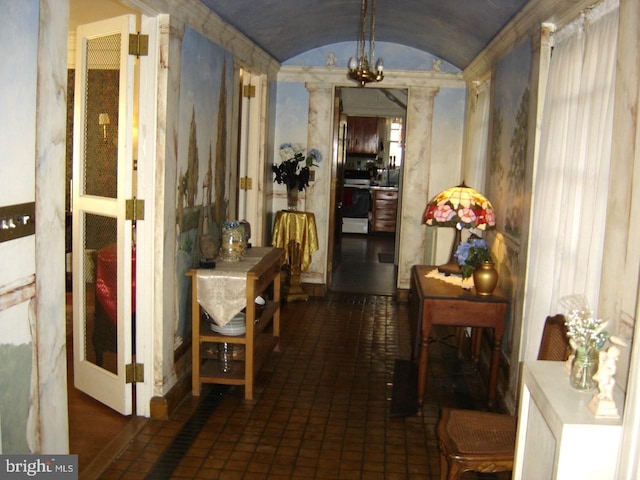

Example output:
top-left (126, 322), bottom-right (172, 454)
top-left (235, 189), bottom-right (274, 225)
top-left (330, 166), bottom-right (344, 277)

top-left (213, 57), bottom-right (228, 228)
top-left (174, 28), bottom-right (233, 352)
top-left (508, 88), bottom-right (529, 195)
top-left (187, 107), bottom-right (199, 208)
top-left (505, 87), bottom-right (529, 238)
top-left (490, 107), bottom-right (504, 182)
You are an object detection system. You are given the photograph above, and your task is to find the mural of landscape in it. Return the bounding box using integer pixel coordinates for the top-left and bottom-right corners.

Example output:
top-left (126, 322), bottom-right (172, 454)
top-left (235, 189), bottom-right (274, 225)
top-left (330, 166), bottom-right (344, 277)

top-left (489, 39), bottom-right (531, 242)
top-left (174, 27), bottom-right (233, 351)
top-left (487, 39), bottom-right (531, 353)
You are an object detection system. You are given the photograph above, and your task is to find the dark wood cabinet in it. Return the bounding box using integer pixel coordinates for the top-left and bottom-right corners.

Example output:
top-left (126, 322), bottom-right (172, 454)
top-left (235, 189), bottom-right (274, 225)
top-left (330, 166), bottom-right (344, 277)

top-left (371, 188), bottom-right (398, 232)
top-left (346, 116), bottom-right (379, 155)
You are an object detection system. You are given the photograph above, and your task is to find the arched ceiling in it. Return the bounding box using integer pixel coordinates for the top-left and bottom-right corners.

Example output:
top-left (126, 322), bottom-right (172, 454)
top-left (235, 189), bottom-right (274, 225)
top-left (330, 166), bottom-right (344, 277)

top-left (200, 0), bottom-right (529, 69)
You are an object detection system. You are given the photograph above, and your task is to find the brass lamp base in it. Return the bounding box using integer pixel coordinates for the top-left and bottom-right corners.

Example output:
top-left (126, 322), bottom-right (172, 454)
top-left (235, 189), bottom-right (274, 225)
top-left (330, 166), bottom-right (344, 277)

top-left (437, 228), bottom-right (463, 276)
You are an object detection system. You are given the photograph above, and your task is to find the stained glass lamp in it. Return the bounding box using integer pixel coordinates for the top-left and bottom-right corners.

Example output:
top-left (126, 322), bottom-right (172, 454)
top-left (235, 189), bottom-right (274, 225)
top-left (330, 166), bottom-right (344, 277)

top-left (423, 182), bottom-right (496, 275)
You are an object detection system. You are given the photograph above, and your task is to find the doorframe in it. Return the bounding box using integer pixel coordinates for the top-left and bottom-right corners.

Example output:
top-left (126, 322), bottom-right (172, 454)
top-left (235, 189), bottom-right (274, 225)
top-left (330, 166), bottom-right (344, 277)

top-left (329, 87), bottom-right (406, 291)
top-left (131, 11), bottom-right (159, 417)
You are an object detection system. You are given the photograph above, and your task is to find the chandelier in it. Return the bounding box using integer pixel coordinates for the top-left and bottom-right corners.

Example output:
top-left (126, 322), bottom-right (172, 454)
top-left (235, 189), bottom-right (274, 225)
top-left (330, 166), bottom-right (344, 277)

top-left (348, 0), bottom-right (384, 87)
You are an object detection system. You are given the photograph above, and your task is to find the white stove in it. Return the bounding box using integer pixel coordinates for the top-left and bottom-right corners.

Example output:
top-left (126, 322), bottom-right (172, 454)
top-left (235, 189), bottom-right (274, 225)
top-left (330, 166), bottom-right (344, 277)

top-left (342, 179), bottom-right (371, 234)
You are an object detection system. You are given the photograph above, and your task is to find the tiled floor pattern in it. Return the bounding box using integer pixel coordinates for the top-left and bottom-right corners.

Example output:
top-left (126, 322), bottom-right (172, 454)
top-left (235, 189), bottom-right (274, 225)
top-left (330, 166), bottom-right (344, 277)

top-left (98, 293), bottom-right (491, 479)
top-left (331, 234), bottom-right (397, 296)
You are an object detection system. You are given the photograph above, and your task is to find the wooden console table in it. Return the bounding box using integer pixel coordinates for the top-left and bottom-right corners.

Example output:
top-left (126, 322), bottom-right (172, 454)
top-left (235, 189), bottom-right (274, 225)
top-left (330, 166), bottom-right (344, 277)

top-left (409, 265), bottom-right (509, 408)
top-left (187, 247), bottom-right (284, 400)
top-left (271, 210), bottom-right (319, 302)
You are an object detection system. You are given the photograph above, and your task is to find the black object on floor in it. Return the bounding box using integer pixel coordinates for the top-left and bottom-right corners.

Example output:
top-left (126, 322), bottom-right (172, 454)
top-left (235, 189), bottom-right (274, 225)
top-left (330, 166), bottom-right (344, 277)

top-left (390, 359), bottom-right (418, 417)
top-left (145, 385), bottom-right (228, 479)
top-left (378, 252), bottom-right (394, 263)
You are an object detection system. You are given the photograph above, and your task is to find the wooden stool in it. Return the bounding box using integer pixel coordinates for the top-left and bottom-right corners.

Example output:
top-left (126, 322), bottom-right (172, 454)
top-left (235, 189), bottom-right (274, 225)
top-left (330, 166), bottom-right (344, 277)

top-left (437, 408), bottom-right (516, 480)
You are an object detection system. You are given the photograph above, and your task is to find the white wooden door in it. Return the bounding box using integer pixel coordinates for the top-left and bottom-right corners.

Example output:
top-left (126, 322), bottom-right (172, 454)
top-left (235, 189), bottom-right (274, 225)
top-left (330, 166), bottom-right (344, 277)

top-left (71, 15), bottom-right (136, 415)
top-left (238, 71), bottom-right (265, 243)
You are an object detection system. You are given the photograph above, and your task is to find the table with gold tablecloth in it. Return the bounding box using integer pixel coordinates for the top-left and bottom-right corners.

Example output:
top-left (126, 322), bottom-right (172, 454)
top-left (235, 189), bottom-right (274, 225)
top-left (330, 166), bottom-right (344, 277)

top-left (271, 210), bottom-right (319, 301)
top-left (196, 247), bottom-right (269, 326)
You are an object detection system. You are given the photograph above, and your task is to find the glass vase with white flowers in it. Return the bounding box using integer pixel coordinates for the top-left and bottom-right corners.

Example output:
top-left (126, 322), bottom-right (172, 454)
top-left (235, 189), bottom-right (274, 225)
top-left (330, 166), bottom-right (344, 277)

top-left (560, 295), bottom-right (609, 391)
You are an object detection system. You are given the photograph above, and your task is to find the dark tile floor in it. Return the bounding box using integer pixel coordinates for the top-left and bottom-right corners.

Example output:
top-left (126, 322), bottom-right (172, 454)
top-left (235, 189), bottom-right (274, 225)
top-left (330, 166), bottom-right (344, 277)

top-left (71, 233), bottom-right (500, 479)
top-left (331, 233), bottom-right (397, 296)
top-left (97, 291), bottom-right (491, 479)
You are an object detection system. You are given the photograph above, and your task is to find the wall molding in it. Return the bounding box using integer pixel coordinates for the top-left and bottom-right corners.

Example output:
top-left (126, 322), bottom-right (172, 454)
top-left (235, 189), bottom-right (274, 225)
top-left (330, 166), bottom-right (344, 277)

top-left (278, 65), bottom-right (465, 89)
top-left (0, 275), bottom-right (36, 312)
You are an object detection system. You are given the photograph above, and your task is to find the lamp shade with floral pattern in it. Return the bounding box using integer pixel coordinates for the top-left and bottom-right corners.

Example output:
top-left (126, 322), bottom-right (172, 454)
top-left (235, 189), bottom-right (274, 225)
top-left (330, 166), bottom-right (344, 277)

top-left (423, 182), bottom-right (496, 231)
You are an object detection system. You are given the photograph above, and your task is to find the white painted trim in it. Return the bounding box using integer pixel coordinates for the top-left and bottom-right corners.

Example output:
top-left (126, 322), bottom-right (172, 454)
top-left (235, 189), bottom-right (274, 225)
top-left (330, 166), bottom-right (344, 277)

top-left (132, 12), bottom-right (159, 418)
top-left (140, 0), bottom-right (280, 75)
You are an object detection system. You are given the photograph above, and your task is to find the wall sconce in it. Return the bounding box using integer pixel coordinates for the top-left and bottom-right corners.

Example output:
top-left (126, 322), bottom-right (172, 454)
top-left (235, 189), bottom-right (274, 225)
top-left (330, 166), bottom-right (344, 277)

top-left (98, 113), bottom-right (110, 143)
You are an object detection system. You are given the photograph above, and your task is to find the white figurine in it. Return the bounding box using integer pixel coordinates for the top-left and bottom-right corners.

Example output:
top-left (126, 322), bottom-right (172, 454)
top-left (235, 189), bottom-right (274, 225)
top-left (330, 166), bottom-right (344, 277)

top-left (588, 346), bottom-right (621, 418)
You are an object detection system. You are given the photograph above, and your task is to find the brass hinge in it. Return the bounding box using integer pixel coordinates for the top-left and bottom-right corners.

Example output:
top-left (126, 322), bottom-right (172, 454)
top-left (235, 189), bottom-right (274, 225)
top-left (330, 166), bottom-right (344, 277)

top-left (125, 362), bottom-right (144, 383)
top-left (243, 85), bottom-right (256, 98)
top-left (126, 198), bottom-right (145, 221)
top-left (129, 33), bottom-right (149, 57)
top-left (239, 177), bottom-right (253, 190)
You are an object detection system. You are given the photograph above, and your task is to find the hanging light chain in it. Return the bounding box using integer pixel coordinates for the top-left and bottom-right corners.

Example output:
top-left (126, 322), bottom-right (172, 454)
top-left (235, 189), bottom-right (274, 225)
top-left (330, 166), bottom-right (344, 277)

top-left (369, 0), bottom-right (376, 66)
top-left (348, 0), bottom-right (384, 87)
top-left (358, 0), bottom-right (366, 62)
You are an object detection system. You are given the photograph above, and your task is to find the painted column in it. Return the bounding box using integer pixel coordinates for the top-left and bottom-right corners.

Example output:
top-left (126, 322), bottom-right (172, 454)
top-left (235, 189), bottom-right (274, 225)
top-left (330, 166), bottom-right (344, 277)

top-left (397, 86), bottom-right (439, 290)
top-left (303, 82), bottom-right (333, 285)
top-left (35, 0), bottom-right (70, 453)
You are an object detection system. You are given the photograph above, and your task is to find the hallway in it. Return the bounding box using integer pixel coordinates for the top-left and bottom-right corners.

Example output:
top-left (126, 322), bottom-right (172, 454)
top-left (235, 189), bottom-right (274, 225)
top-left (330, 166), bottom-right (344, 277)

top-left (331, 233), bottom-right (397, 296)
top-left (69, 233), bottom-right (398, 476)
top-left (91, 291), bottom-right (489, 479)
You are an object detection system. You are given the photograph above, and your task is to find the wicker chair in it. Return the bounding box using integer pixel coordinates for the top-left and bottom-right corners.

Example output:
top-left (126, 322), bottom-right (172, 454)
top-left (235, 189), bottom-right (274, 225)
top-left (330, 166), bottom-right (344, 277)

top-left (437, 314), bottom-right (570, 480)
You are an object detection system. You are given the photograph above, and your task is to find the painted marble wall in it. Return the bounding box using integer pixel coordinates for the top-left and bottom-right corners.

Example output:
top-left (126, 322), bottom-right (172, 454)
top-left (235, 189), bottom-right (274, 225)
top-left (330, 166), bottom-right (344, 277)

top-left (0, 0), bottom-right (39, 454)
top-left (271, 82), bottom-right (312, 214)
top-left (174, 27), bottom-right (235, 353)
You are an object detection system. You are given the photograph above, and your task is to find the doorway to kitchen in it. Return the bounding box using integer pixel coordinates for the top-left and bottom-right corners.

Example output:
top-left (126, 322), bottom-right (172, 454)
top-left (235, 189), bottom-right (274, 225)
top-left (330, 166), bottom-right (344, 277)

top-left (330, 87), bottom-right (406, 296)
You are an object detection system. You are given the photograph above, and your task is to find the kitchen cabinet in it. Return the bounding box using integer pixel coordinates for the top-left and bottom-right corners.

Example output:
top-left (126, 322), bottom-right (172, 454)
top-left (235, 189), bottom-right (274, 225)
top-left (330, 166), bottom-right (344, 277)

top-left (371, 188), bottom-right (398, 232)
top-left (187, 247), bottom-right (284, 400)
top-left (346, 116), bottom-right (379, 155)
top-left (513, 361), bottom-right (624, 479)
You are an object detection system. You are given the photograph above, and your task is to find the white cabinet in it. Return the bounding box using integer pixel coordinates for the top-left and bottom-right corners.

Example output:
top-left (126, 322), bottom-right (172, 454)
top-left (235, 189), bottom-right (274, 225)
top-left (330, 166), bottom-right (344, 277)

top-left (514, 361), bottom-right (624, 479)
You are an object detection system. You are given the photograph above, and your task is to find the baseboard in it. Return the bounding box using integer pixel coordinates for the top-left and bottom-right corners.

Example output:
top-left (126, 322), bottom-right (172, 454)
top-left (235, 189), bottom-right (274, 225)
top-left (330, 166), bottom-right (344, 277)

top-left (301, 282), bottom-right (326, 297)
top-left (396, 287), bottom-right (409, 302)
top-left (149, 371), bottom-right (192, 420)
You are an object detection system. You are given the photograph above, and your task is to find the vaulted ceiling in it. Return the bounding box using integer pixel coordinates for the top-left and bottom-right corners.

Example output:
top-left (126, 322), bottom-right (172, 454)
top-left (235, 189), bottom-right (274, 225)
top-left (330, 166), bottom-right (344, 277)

top-left (200, 0), bottom-right (529, 69)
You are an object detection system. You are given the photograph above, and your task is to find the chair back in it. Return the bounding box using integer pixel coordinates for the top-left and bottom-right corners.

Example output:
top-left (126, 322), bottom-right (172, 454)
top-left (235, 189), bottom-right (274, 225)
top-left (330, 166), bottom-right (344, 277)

top-left (537, 314), bottom-right (571, 361)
